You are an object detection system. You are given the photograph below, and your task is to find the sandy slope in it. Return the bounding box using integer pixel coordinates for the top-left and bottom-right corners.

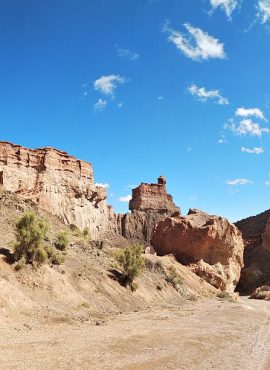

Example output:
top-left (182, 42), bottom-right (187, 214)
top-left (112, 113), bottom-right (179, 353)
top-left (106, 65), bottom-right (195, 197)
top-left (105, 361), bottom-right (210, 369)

top-left (0, 298), bottom-right (269, 370)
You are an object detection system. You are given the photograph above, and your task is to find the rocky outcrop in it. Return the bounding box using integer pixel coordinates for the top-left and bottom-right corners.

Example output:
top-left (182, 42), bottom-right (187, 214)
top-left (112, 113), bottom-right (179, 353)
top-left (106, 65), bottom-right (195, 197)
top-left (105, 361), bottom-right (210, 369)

top-left (0, 142), bottom-right (181, 244)
top-left (250, 285), bottom-right (270, 301)
top-left (0, 141), bottom-right (111, 239)
top-left (151, 209), bottom-right (244, 292)
top-left (235, 210), bottom-right (270, 293)
top-left (119, 177), bottom-right (180, 242)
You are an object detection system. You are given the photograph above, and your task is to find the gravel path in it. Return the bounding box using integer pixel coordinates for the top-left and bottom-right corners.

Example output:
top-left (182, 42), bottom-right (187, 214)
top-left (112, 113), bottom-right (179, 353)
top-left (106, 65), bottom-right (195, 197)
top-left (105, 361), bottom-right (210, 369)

top-left (0, 298), bottom-right (269, 370)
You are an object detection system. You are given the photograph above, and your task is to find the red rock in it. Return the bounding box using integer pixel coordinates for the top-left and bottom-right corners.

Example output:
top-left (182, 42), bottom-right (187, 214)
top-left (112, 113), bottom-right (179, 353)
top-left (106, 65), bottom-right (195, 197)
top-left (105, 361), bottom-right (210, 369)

top-left (151, 209), bottom-right (244, 292)
top-left (0, 141), bottom-right (110, 239)
top-left (119, 177), bottom-right (180, 242)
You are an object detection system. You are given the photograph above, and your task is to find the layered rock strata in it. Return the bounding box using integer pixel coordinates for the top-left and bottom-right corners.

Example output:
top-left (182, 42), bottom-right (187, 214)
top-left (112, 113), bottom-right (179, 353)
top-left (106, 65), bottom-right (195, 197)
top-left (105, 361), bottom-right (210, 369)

top-left (0, 141), bottom-right (110, 239)
top-left (151, 209), bottom-right (244, 292)
top-left (119, 176), bottom-right (181, 242)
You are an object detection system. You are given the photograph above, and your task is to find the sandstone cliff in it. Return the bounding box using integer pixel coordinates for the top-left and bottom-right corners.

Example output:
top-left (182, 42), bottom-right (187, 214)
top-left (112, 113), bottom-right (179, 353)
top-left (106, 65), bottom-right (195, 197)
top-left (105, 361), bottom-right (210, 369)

top-left (151, 209), bottom-right (244, 292)
top-left (119, 176), bottom-right (180, 242)
top-left (0, 142), bottom-right (180, 244)
top-left (0, 141), bottom-right (111, 239)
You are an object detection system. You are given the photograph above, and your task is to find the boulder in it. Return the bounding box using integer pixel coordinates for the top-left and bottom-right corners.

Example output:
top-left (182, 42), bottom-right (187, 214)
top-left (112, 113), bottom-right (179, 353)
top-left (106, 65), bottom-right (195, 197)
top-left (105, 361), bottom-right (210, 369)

top-left (250, 285), bottom-right (270, 301)
top-left (151, 209), bottom-right (244, 292)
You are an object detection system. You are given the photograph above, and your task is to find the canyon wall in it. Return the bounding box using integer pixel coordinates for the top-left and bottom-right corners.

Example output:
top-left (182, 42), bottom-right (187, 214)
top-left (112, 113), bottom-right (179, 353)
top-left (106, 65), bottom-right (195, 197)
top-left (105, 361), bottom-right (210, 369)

top-left (0, 142), bottom-right (111, 239)
top-left (0, 142), bottom-right (179, 242)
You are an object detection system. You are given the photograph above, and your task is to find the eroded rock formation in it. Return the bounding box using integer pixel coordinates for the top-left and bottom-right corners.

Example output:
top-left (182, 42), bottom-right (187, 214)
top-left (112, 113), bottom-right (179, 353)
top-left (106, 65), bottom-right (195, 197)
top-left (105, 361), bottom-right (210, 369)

top-left (0, 141), bottom-right (111, 239)
top-left (235, 211), bottom-right (270, 293)
top-left (151, 209), bottom-right (244, 292)
top-left (119, 176), bottom-right (180, 242)
top-left (0, 142), bottom-right (180, 243)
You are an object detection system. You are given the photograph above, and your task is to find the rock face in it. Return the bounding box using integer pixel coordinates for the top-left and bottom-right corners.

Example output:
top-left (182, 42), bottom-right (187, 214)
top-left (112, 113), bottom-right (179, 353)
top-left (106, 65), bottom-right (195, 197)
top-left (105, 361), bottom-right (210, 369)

top-left (0, 141), bottom-right (111, 239)
top-left (119, 177), bottom-right (180, 242)
top-left (250, 285), bottom-right (270, 301)
top-left (235, 211), bottom-right (270, 293)
top-left (151, 209), bottom-right (244, 292)
top-left (0, 142), bottom-right (180, 243)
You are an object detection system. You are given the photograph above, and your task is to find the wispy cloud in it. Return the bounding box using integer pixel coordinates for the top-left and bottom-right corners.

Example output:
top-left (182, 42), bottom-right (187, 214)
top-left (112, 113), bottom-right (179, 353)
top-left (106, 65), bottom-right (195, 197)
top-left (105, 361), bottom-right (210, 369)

top-left (117, 48), bottom-right (139, 61)
top-left (235, 107), bottom-right (267, 121)
top-left (95, 182), bottom-right (110, 188)
top-left (226, 178), bottom-right (253, 185)
top-left (188, 84), bottom-right (229, 105)
top-left (241, 146), bottom-right (264, 154)
top-left (257, 0), bottom-right (270, 24)
top-left (164, 22), bottom-right (226, 61)
top-left (218, 138), bottom-right (228, 144)
top-left (225, 118), bottom-right (269, 137)
top-left (265, 180), bottom-right (270, 186)
top-left (118, 195), bottom-right (132, 202)
top-left (209, 0), bottom-right (238, 19)
top-left (94, 98), bottom-right (107, 112)
top-left (94, 74), bottom-right (125, 96)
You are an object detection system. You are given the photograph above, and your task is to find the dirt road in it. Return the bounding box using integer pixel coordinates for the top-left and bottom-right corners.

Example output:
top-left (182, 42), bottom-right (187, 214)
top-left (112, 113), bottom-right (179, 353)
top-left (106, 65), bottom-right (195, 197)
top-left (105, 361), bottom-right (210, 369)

top-left (0, 298), bottom-right (269, 370)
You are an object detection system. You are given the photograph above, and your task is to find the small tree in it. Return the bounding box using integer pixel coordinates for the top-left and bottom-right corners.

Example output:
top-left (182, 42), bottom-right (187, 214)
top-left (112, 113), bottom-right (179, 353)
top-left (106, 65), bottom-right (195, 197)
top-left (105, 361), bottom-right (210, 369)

top-left (14, 211), bottom-right (49, 265)
top-left (115, 245), bottom-right (145, 288)
top-left (55, 231), bottom-right (69, 251)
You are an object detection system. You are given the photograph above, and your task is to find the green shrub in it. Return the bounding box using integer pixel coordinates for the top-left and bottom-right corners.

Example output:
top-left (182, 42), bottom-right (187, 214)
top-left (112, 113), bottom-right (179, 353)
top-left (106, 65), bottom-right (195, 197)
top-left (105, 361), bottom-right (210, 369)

top-left (13, 211), bottom-right (49, 265)
top-left (166, 265), bottom-right (183, 290)
top-left (44, 244), bottom-right (64, 265)
top-left (55, 231), bottom-right (69, 251)
top-left (15, 256), bottom-right (26, 271)
top-left (115, 244), bottom-right (145, 287)
top-left (69, 224), bottom-right (82, 237)
top-left (82, 227), bottom-right (90, 239)
top-left (13, 211), bottom-right (64, 268)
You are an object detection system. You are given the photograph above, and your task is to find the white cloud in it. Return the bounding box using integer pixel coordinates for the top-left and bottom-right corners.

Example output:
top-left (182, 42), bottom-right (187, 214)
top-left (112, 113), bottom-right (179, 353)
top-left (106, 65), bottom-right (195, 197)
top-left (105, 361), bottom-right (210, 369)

top-left (257, 0), bottom-right (270, 24)
top-left (265, 180), bottom-right (270, 186)
top-left (158, 96), bottom-right (164, 100)
top-left (241, 147), bottom-right (264, 154)
top-left (235, 107), bottom-right (267, 121)
top-left (218, 138), bottom-right (228, 144)
top-left (210, 0), bottom-right (238, 18)
top-left (94, 74), bottom-right (124, 96)
top-left (118, 195), bottom-right (132, 202)
top-left (95, 183), bottom-right (110, 188)
top-left (117, 102), bottom-right (123, 108)
top-left (94, 98), bottom-right (107, 112)
top-left (225, 118), bottom-right (269, 137)
top-left (226, 178), bottom-right (253, 185)
top-left (188, 84), bottom-right (229, 105)
top-left (165, 22), bottom-right (226, 61)
top-left (117, 48), bottom-right (139, 61)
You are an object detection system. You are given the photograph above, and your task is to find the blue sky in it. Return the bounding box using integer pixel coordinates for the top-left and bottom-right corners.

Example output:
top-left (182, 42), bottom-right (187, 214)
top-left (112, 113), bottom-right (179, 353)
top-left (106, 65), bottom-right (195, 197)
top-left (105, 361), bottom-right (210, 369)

top-left (1, 0), bottom-right (270, 221)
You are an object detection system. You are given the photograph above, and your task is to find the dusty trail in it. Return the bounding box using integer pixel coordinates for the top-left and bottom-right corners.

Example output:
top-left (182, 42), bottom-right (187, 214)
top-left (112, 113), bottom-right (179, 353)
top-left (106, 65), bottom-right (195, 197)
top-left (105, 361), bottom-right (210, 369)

top-left (0, 298), bottom-right (269, 370)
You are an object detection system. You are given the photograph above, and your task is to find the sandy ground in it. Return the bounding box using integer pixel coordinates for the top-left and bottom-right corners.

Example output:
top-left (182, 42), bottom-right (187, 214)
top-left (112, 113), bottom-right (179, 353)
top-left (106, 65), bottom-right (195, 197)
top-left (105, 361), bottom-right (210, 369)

top-left (0, 298), bottom-right (269, 370)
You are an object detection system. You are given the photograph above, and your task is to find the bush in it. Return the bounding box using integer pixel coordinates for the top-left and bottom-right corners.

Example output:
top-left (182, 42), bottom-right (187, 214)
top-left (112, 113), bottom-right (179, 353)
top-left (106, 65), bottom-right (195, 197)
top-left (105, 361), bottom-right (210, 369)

top-left (44, 244), bottom-right (64, 265)
top-left (13, 211), bottom-right (49, 265)
top-left (166, 265), bottom-right (183, 290)
top-left (55, 231), bottom-right (69, 251)
top-left (82, 227), bottom-right (90, 239)
top-left (115, 244), bottom-right (145, 287)
top-left (15, 256), bottom-right (26, 271)
top-left (69, 224), bottom-right (82, 237)
top-left (13, 211), bottom-right (64, 268)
